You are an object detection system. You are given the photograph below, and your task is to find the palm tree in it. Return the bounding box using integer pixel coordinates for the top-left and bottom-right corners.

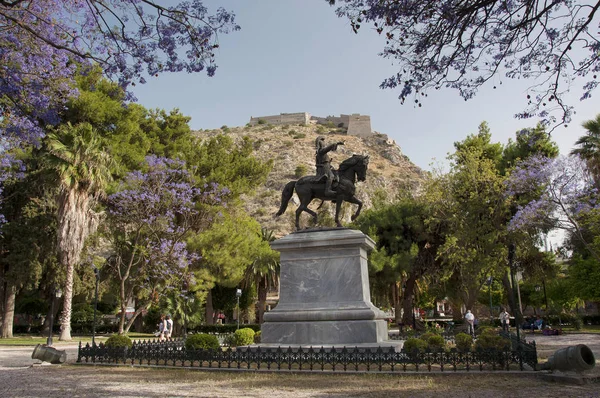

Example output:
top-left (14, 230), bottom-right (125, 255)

top-left (43, 122), bottom-right (112, 341)
top-left (242, 228), bottom-right (279, 324)
top-left (571, 114), bottom-right (600, 187)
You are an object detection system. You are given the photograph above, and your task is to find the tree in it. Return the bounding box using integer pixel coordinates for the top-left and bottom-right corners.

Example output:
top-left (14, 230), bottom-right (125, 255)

top-left (105, 155), bottom-right (227, 334)
top-left (353, 197), bottom-right (445, 327)
top-left (187, 212), bottom-right (268, 324)
top-left (43, 122), bottom-right (113, 341)
top-left (242, 228), bottom-right (280, 324)
top-left (0, 156), bottom-right (58, 338)
top-left (572, 114), bottom-right (600, 188)
top-left (506, 155), bottom-right (600, 261)
top-left (0, 1), bottom-right (239, 144)
top-left (328, 0), bottom-right (600, 127)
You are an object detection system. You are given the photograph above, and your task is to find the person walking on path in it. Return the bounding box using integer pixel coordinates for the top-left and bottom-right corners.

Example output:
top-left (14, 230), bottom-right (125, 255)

top-left (499, 308), bottom-right (510, 332)
top-left (465, 310), bottom-right (475, 336)
top-left (158, 314), bottom-right (167, 341)
top-left (164, 314), bottom-right (173, 339)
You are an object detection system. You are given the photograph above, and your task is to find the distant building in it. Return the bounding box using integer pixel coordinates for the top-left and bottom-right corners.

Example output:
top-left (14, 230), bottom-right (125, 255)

top-left (249, 112), bottom-right (372, 138)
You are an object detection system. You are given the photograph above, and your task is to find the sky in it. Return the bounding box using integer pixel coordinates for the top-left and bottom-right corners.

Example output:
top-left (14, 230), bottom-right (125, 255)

top-left (131, 0), bottom-right (599, 172)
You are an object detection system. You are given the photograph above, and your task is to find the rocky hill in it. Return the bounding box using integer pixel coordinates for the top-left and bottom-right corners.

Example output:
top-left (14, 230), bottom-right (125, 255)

top-left (193, 123), bottom-right (426, 237)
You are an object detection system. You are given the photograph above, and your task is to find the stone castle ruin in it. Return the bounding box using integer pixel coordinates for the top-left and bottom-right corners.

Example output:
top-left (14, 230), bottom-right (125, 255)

top-left (249, 112), bottom-right (372, 138)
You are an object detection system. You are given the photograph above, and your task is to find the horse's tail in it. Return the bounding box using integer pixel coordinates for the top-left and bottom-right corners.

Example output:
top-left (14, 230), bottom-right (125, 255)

top-left (275, 181), bottom-right (296, 217)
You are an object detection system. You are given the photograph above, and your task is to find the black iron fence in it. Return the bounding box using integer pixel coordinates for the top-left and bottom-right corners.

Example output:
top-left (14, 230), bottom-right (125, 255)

top-left (499, 330), bottom-right (537, 352)
top-left (77, 339), bottom-right (537, 372)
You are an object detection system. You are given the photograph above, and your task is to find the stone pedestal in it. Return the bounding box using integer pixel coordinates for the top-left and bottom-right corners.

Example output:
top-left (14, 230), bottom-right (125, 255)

top-left (261, 228), bottom-right (389, 345)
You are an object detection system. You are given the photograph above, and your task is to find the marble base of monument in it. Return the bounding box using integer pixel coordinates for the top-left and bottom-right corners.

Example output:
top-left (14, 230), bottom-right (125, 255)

top-left (261, 228), bottom-right (399, 348)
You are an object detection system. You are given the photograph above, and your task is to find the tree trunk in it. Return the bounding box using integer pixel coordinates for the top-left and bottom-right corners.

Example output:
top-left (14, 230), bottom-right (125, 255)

top-left (57, 189), bottom-right (94, 341)
top-left (502, 270), bottom-right (521, 322)
top-left (257, 279), bottom-right (268, 324)
top-left (124, 303), bottom-right (151, 334)
top-left (393, 282), bottom-right (402, 325)
top-left (0, 282), bottom-right (16, 338)
top-left (118, 302), bottom-right (127, 335)
top-left (40, 293), bottom-right (60, 336)
top-left (401, 273), bottom-right (417, 328)
top-left (0, 266), bottom-right (5, 332)
top-left (205, 290), bottom-right (214, 325)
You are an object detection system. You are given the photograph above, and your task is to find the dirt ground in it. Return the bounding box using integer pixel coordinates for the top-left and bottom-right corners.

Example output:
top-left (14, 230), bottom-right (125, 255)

top-left (0, 334), bottom-right (598, 398)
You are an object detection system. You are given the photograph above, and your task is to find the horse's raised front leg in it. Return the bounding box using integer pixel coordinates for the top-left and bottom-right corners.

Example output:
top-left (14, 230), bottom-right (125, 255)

top-left (347, 195), bottom-right (363, 221)
top-left (335, 198), bottom-right (343, 227)
top-left (296, 205), bottom-right (318, 230)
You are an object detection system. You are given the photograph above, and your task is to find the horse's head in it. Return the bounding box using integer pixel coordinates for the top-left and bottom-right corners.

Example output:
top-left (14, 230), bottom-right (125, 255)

top-left (339, 154), bottom-right (369, 183)
top-left (356, 155), bottom-right (369, 182)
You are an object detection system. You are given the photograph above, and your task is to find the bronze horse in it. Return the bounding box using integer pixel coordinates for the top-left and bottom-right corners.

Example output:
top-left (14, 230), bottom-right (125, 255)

top-left (275, 154), bottom-right (369, 230)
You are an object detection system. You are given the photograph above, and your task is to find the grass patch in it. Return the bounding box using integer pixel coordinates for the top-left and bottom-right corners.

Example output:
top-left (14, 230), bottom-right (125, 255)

top-left (0, 332), bottom-right (154, 346)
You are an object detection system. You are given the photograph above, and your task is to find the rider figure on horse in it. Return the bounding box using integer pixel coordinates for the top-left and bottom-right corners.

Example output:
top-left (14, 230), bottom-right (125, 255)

top-left (315, 136), bottom-right (344, 197)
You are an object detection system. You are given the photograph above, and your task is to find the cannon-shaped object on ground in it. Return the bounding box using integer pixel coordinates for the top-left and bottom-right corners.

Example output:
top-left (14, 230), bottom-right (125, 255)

top-left (31, 344), bottom-right (67, 364)
top-left (541, 344), bottom-right (595, 372)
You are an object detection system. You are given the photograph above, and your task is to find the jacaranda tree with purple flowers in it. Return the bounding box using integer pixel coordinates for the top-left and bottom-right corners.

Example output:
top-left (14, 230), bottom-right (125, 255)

top-left (0, 0), bottom-right (239, 146)
top-left (105, 155), bottom-right (229, 334)
top-left (328, 0), bottom-right (600, 128)
top-left (506, 154), bottom-right (600, 261)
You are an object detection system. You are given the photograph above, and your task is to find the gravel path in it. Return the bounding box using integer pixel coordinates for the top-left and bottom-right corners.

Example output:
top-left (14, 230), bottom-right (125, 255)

top-left (0, 337), bottom-right (598, 397)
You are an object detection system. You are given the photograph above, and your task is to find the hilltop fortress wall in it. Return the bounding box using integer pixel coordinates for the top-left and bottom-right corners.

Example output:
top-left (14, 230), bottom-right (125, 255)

top-left (249, 112), bottom-right (372, 138)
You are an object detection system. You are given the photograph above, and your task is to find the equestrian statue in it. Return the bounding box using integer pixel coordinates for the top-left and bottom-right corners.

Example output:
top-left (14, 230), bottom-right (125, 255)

top-left (275, 136), bottom-right (369, 230)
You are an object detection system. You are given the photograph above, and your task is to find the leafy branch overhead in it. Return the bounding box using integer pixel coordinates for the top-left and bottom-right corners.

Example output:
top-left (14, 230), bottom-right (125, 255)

top-left (0, 0), bottom-right (239, 143)
top-left (329, 0), bottom-right (600, 128)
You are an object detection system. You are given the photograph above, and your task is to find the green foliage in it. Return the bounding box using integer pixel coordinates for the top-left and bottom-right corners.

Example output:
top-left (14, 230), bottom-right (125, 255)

top-left (426, 334), bottom-right (446, 351)
top-left (478, 326), bottom-right (499, 336)
top-left (254, 331), bottom-right (261, 344)
top-left (501, 123), bottom-right (559, 175)
top-left (188, 135), bottom-right (272, 198)
top-left (568, 255), bottom-right (600, 301)
top-left (71, 303), bottom-right (94, 325)
top-left (403, 338), bottom-right (427, 353)
top-left (295, 164), bottom-right (308, 178)
top-left (188, 212), bottom-right (270, 289)
top-left (455, 333), bottom-right (473, 352)
top-left (419, 332), bottom-right (438, 342)
top-left (257, 119), bottom-right (267, 124)
top-left (105, 334), bottom-right (133, 348)
top-left (475, 334), bottom-right (510, 351)
top-left (185, 333), bottom-right (220, 350)
top-left (231, 327), bottom-right (255, 346)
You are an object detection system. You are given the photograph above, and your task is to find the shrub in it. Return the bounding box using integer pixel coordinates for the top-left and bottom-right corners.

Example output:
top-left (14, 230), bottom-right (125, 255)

top-left (403, 338), bottom-right (427, 353)
top-left (105, 334), bottom-right (132, 349)
top-left (231, 328), bottom-right (255, 346)
top-left (455, 333), bottom-right (473, 352)
top-left (293, 133), bottom-right (306, 139)
top-left (478, 326), bottom-right (498, 336)
top-left (257, 119), bottom-right (266, 124)
top-left (254, 331), bottom-right (261, 344)
top-left (475, 334), bottom-right (510, 351)
top-left (288, 129), bottom-right (297, 135)
top-left (295, 164), bottom-right (308, 178)
top-left (426, 334), bottom-right (446, 351)
top-left (185, 333), bottom-right (220, 350)
top-left (419, 332), bottom-right (438, 342)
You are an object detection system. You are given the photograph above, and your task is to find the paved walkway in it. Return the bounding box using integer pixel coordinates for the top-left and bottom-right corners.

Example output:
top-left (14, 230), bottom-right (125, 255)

top-left (0, 336), bottom-right (598, 397)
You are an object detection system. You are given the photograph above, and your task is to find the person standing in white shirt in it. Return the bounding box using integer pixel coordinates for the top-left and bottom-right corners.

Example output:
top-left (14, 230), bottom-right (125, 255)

top-left (465, 310), bottom-right (475, 336)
